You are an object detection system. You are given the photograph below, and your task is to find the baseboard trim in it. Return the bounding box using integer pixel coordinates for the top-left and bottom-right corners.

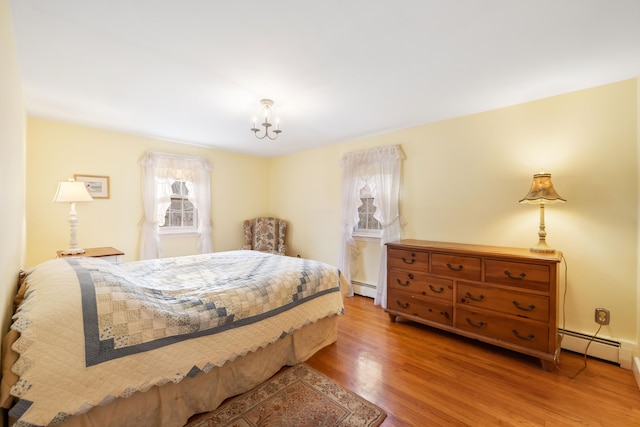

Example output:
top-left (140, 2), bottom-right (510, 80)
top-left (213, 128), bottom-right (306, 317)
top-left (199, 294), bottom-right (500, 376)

top-left (559, 328), bottom-right (620, 364)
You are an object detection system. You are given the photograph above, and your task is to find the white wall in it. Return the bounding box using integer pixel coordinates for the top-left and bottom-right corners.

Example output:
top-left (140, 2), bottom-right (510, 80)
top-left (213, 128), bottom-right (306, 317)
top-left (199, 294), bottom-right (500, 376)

top-left (0, 0), bottom-right (26, 337)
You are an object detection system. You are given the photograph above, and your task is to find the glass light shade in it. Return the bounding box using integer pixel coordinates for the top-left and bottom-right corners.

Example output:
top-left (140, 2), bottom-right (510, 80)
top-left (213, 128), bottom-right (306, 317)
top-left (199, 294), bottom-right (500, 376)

top-left (52, 181), bottom-right (94, 203)
top-left (519, 173), bottom-right (566, 205)
top-left (262, 104), bottom-right (272, 122)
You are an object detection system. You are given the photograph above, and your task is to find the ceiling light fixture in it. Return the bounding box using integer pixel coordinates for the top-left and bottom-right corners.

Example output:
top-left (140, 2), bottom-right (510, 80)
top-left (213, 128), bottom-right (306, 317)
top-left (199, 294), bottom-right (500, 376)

top-left (251, 98), bottom-right (282, 140)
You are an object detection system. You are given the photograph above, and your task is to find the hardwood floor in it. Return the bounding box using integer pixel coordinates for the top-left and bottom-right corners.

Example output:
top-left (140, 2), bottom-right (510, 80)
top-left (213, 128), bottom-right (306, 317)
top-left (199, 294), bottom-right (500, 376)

top-left (306, 295), bottom-right (640, 426)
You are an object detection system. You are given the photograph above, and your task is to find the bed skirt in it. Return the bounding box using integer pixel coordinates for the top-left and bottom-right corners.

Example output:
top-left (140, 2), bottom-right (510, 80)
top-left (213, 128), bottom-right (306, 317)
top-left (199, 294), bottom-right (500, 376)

top-left (4, 315), bottom-right (338, 427)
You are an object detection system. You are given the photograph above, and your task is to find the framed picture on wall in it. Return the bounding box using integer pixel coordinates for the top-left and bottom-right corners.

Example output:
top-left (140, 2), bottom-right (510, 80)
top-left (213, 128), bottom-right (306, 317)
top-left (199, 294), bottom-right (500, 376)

top-left (74, 174), bottom-right (110, 199)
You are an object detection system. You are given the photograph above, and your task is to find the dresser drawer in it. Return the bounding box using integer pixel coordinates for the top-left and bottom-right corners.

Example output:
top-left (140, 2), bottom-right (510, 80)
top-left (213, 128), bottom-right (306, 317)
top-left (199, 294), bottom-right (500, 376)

top-left (456, 308), bottom-right (549, 352)
top-left (457, 282), bottom-right (549, 322)
top-left (388, 290), bottom-right (453, 326)
top-left (431, 253), bottom-right (481, 281)
top-left (485, 259), bottom-right (550, 292)
top-left (388, 248), bottom-right (429, 271)
top-left (389, 270), bottom-right (453, 301)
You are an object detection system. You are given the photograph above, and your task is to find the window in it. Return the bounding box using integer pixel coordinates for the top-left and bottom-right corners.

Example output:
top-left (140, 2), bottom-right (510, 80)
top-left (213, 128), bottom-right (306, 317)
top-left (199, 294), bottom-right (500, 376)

top-left (139, 151), bottom-right (212, 259)
top-left (160, 181), bottom-right (197, 233)
top-left (353, 184), bottom-right (382, 239)
top-left (338, 144), bottom-right (404, 305)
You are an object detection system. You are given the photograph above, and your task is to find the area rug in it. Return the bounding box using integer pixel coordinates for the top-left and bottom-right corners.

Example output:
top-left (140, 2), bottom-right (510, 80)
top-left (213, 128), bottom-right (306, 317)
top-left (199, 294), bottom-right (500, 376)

top-left (185, 363), bottom-right (386, 427)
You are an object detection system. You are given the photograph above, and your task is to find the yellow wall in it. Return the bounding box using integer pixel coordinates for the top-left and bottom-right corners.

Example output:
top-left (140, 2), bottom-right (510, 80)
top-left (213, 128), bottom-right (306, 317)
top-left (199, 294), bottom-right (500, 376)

top-left (0, 0), bottom-right (26, 336)
top-left (636, 76), bottom-right (640, 374)
top-left (21, 80), bottom-right (640, 367)
top-left (26, 118), bottom-right (270, 266)
top-left (271, 79), bottom-right (639, 364)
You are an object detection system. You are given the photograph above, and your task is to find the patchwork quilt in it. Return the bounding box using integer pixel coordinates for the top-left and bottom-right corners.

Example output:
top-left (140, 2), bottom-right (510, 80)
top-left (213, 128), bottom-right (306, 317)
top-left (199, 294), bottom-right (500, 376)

top-left (6, 250), bottom-right (344, 427)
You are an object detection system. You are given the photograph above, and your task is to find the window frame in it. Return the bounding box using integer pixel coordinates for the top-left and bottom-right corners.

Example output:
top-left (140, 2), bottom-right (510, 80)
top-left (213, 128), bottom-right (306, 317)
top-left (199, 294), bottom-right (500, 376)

top-left (352, 184), bottom-right (382, 241)
top-left (159, 180), bottom-right (199, 237)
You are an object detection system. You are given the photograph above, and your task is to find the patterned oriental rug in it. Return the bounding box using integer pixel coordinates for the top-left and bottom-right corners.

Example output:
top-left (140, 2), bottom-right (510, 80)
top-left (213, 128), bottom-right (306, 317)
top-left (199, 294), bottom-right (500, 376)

top-left (185, 363), bottom-right (387, 427)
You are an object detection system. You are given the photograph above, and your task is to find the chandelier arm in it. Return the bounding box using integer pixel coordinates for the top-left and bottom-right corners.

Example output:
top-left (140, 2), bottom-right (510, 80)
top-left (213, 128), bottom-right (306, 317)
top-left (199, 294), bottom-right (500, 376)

top-left (252, 125), bottom-right (280, 140)
top-left (265, 127), bottom-right (277, 140)
top-left (252, 128), bottom-right (280, 140)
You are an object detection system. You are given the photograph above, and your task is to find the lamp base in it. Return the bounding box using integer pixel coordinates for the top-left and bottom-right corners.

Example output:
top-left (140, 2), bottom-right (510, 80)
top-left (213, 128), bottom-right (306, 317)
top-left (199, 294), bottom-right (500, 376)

top-left (530, 240), bottom-right (556, 254)
top-left (529, 204), bottom-right (557, 253)
top-left (60, 247), bottom-right (86, 255)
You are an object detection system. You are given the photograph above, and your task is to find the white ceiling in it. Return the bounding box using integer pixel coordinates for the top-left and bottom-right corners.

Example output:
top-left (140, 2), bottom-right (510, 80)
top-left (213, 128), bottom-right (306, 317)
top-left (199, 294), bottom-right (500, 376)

top-left (9, 1), bottom-right (640, 158)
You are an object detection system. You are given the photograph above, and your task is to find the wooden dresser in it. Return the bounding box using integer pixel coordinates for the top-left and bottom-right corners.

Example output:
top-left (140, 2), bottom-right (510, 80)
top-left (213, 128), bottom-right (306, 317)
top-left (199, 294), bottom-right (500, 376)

top-left (386, 239), bottom-right (562, 370)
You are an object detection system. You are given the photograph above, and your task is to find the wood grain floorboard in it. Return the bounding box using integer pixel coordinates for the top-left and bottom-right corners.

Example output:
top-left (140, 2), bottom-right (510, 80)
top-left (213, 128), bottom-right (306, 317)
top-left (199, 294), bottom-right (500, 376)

top-left (306, 295), bottom-right (640, 426)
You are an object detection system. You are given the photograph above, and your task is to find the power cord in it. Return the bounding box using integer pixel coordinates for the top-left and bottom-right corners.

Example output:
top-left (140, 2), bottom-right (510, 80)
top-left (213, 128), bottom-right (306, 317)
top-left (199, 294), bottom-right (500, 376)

top-left (553, 255), bottom-right (604, 379)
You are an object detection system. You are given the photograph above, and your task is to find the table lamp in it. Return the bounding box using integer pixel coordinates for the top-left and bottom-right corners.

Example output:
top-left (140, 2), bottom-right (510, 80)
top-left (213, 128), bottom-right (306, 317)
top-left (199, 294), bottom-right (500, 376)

top-left (53, 179), bottom-right (93, 255)
top-left (519, 172), bottom-right (566, 253)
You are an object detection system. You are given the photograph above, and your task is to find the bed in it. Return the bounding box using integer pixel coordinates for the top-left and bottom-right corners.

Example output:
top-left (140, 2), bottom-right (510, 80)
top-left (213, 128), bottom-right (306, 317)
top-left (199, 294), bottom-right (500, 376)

top-left (1, 250), bottom-right (346, 427)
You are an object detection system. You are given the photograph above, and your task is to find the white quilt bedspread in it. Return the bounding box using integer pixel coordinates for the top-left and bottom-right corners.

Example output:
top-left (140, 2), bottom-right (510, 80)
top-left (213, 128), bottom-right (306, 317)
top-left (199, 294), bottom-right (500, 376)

top-left (6, 250), bottom-right (344, 427)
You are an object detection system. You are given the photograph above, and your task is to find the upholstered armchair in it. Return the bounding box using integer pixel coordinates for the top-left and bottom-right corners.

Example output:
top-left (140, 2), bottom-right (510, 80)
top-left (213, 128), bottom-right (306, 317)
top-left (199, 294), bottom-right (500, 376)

top-left (242, 217), bottom-right (287, 255)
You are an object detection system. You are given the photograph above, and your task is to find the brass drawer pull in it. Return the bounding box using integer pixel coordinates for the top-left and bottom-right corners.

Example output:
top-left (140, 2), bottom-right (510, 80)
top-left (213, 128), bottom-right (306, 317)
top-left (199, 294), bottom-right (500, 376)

top-left (465, 291), bottom-right (484, 302)
top-left (447, 263), bottom-right (463, 271)
top-left (512, 329), bottom-right (535, 341)
top-left (396, 300), bottom-right (409, 309)
top-left (396, 278), bottom-right (410, 286)
top-left (504, 270), bottom-right (526, 280)
top-left (512, 301), bottom-right (536, 311)
top-left (402, 256), bottom-right (415, 264)
top-left (465, 318), bottom-right (485, 328)
top-left (429, 285), bottom-right (444, 293)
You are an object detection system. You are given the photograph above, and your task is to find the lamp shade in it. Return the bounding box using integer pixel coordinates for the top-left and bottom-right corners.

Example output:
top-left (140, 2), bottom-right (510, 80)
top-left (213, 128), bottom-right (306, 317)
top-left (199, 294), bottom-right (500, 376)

top-left (519, 173), bottom-right (566, 205)
top-left (52, 181), bottom-right (94, 203)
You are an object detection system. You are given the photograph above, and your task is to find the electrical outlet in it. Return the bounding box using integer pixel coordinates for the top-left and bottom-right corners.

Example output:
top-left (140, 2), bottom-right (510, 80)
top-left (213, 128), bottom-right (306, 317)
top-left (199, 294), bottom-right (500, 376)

top-left (595, 308), bottom-right (610, 325)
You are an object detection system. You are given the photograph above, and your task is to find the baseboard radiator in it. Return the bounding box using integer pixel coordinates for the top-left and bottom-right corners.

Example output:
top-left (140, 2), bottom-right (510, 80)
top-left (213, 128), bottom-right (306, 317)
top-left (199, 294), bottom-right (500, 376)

top-left (351, 281), bottom-right (376, 298)
top-left (558, 329), bottom-right (620, 364)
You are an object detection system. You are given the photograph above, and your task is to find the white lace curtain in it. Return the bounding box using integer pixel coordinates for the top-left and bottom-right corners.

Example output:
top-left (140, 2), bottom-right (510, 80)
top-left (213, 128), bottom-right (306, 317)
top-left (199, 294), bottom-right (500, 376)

top-left (337, 145), bottom-right (405, 307)
top-left (139, 151), bottom-right (212, 259)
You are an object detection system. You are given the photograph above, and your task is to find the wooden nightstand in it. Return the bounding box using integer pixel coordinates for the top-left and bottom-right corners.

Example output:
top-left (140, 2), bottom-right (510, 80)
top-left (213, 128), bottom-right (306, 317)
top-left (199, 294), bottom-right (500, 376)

top-left (57, 246), bottom-right (125, 263)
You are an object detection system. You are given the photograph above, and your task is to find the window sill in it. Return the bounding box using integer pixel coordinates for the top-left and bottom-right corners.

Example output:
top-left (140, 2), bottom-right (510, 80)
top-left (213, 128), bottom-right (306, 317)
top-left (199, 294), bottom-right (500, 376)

top-left (353, 232), bottom-right (382, 243)
top-left (159, 229), bottom-right (199, 239)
